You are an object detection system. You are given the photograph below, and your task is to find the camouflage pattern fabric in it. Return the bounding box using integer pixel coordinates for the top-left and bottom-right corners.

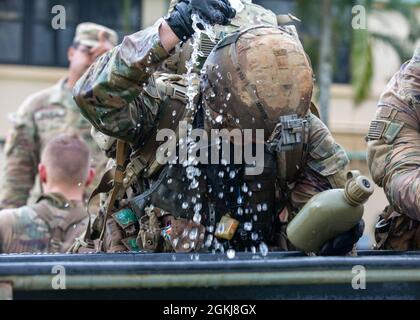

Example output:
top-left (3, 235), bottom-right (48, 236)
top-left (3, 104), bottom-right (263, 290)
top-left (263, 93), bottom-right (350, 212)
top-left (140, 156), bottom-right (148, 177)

top-left (367, 47), bottom-right (420, 250)
top-left (74, 22), bottom-right (119, 48)
top-left (0, 79), bottom-right (106, 209)
top-left (73, 21), bottom-right (349, 252)
top-left (0, 193), bottom-right (89, 253)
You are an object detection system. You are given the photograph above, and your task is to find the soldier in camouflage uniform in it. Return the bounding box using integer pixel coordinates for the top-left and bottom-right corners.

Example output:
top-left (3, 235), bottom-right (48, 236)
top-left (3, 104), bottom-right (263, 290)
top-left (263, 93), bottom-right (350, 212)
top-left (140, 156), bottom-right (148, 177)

top-left (73, 0), bottom-right (361, 255)
top-left (0, 134), bottom-right (95, 253)
top-left (367, 47), bottom-right (420, 251)
top-left (0, 23), bottom-right (118, 209)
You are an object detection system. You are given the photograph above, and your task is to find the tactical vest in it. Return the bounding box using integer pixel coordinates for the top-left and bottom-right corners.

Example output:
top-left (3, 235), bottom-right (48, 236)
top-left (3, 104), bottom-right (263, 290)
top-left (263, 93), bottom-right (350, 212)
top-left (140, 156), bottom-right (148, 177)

top-left (85, 73), bottom-right (207, 253)
top-left (87, 80), bottom-right (323, 253)
top-left (32, 194), bottom-right (88, 253)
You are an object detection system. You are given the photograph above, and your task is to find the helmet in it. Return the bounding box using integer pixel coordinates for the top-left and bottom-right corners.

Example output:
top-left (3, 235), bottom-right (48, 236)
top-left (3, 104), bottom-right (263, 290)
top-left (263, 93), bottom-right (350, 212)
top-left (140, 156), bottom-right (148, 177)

top-left (163, 0), bottom-right (278, 74)
top-left (201, 26), bottom-right (314, 139)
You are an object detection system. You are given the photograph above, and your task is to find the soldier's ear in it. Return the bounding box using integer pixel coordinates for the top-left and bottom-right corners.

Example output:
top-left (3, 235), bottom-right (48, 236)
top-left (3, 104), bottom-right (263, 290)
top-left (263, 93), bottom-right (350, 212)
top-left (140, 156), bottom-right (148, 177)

top-left (85, 168), bottom-right (96, 187)
top-left (39, 164), bottom-right (47, 184)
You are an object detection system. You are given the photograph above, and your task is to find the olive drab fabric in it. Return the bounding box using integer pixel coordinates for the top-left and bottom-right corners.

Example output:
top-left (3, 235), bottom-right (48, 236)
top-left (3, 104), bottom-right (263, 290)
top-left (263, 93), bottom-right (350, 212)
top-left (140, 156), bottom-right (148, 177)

top-left (74, 22), bottom-right (118, 48)
top-left (73, 10), bottom-right (349, 253)
top-left (0, 193), bottom-right (89, 253)
top-left (367, 47), bottom-right (420, 250)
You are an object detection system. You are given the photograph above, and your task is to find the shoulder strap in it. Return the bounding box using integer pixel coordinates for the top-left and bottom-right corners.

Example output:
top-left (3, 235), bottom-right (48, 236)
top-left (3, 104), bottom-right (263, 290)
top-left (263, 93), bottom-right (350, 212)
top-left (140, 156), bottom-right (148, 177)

top-left (32, 202), bottom-right (56, 229)
top-left (32, 200), bottom-right (88, 252)
top-left (98, 140), bottom-right (128, 250)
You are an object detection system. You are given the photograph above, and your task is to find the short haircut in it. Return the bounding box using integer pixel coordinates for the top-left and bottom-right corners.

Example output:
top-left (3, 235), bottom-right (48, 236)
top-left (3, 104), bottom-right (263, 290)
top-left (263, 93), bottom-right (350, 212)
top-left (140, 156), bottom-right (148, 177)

top-left (41, 134), bottom-right (91, 187)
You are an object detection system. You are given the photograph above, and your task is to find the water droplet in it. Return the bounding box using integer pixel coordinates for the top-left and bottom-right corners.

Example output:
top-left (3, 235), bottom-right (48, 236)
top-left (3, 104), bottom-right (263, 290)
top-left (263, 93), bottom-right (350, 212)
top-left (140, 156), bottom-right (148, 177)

top-left (237, 196), bottom-right (243, 205)
top-left (251, 233), bottom-right (259, 241)
top-left (194, 203), bottom-right (202, 212)
top-left (259, 242), bottom-right (269, 257)
top-left (244, 222), bottom-right (253, 231)
top-left (262, 203), bottom-right (268, 211)
top-left (189, 228), bottom-right (198, 240)
top-left (215, 115), bottom-right (223, 123)
top-left (172, 110), bottom-right (177, 117)
top-left (229, 171), bottom-right (236, 179)
top-left (193, 213), bottom-right (202, 225)
top-left (227, 249), bottom-right (236, 260)
top-left (190, 179), bottom-right (199, 189)
top-left (237, 207), bottom-right (244, 216)
top-left (218, 171), bottom-right (225, 178)
top-left (182, 202), bottom-right (189, 210)
top-left (205, 235), bottom-right (213, 248)
top-left (226, 93), bottom-right (231, 101)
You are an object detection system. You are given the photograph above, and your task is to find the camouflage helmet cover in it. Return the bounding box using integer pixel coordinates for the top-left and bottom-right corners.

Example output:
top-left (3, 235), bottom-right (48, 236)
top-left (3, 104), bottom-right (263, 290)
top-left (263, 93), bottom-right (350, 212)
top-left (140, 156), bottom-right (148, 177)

top-left (201, 26), bottom-right (314, 138)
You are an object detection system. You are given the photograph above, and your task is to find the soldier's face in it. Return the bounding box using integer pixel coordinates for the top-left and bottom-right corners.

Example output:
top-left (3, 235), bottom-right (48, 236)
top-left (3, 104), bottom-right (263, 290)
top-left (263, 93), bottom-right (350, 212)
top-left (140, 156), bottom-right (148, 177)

top-left (68, 44), bottom-right (95, 78)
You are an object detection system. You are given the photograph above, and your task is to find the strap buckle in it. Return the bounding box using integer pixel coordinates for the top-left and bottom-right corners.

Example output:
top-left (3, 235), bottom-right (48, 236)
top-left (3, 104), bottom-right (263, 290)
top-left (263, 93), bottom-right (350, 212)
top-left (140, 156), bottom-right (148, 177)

top-left (267, 114), bottom-right (307, 153)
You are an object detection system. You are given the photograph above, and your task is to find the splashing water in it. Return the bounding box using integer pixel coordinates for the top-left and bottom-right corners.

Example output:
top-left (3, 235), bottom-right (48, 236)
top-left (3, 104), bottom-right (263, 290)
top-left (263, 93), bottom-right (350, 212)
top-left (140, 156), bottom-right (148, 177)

top-left (182, 14), bottom-right (217, 248)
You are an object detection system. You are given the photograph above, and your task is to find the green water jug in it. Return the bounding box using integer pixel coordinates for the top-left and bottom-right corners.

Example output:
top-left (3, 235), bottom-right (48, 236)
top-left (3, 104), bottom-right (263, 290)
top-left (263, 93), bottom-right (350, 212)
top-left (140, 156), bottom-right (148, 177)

top-left (286, 171), bottom-right (374, 253)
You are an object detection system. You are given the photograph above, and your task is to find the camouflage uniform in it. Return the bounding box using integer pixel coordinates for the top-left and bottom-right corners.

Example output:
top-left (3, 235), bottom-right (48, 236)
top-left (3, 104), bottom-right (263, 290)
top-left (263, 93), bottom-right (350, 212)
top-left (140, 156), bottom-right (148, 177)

top-left (0, 193), bottom-right (89, 253)
top-left (367, 47), bottom-right (420, 250)
top-left (0, 23), bottom-right (118, 209)
top-left (73, 20), bottom-right (349, 253)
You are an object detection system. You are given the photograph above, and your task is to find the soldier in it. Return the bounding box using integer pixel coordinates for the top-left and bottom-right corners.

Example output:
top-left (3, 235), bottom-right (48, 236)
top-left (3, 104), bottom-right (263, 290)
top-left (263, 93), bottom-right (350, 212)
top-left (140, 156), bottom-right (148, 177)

top-left (73, 0), bottom-right (362, 255)
top-left (367, 47), bottom-right (420, 251)
top-left (0, 134), bottom-right (95, 253)
top-left (0, 23), bottom-right (118, 209)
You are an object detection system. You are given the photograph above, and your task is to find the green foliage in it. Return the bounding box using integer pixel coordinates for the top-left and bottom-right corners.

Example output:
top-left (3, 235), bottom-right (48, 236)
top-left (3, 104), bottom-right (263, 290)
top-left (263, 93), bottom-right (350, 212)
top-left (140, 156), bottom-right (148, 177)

top-left (351, 28), bottom-right (373, 105)
top-left (295, 0), bottom-right (419, 105)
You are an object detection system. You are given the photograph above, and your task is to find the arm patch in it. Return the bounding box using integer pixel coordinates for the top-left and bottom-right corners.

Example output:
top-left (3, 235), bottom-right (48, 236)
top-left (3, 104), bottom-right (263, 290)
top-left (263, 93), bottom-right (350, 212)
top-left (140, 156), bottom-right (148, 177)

top-left (367, 120), bottom-right (386, 141)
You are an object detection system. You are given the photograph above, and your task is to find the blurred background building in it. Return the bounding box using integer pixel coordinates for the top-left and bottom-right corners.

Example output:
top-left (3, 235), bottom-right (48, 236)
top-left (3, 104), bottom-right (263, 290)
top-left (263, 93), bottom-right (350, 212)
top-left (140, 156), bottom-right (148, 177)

top-left (1, 0), bottom-right (419, 246)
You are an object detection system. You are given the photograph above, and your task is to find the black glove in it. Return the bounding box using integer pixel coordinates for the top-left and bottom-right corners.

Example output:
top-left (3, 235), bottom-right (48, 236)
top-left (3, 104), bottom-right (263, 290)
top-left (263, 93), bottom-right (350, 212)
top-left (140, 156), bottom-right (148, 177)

top-left (165, 0), bottom-right (236, 41)
top-left (317, 220), bottom-right (365, 256)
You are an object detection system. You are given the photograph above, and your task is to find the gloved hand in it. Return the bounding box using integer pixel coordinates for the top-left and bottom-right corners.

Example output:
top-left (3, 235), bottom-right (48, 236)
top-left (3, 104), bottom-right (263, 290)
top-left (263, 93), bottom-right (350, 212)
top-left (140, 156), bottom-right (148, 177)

top-left (165, 0), bottom-right (236, 41)
top-left (317, 220), bottom-right (365, 256)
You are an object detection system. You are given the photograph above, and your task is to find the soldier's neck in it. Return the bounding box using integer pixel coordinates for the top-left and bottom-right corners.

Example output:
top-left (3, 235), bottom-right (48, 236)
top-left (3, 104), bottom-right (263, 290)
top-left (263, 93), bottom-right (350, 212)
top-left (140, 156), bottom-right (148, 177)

top-left (65, 75), bottom-right (78, 90)
top-left (43, 184), bottom-right (84, 203)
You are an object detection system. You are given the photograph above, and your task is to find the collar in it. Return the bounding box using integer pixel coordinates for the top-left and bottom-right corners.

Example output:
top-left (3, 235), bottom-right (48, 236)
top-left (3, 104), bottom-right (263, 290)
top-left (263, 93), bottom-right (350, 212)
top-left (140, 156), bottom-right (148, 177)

top-left (47, 78), bottom-right (79, 111)
top-left (36, 193), bottom-right (81, 210)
